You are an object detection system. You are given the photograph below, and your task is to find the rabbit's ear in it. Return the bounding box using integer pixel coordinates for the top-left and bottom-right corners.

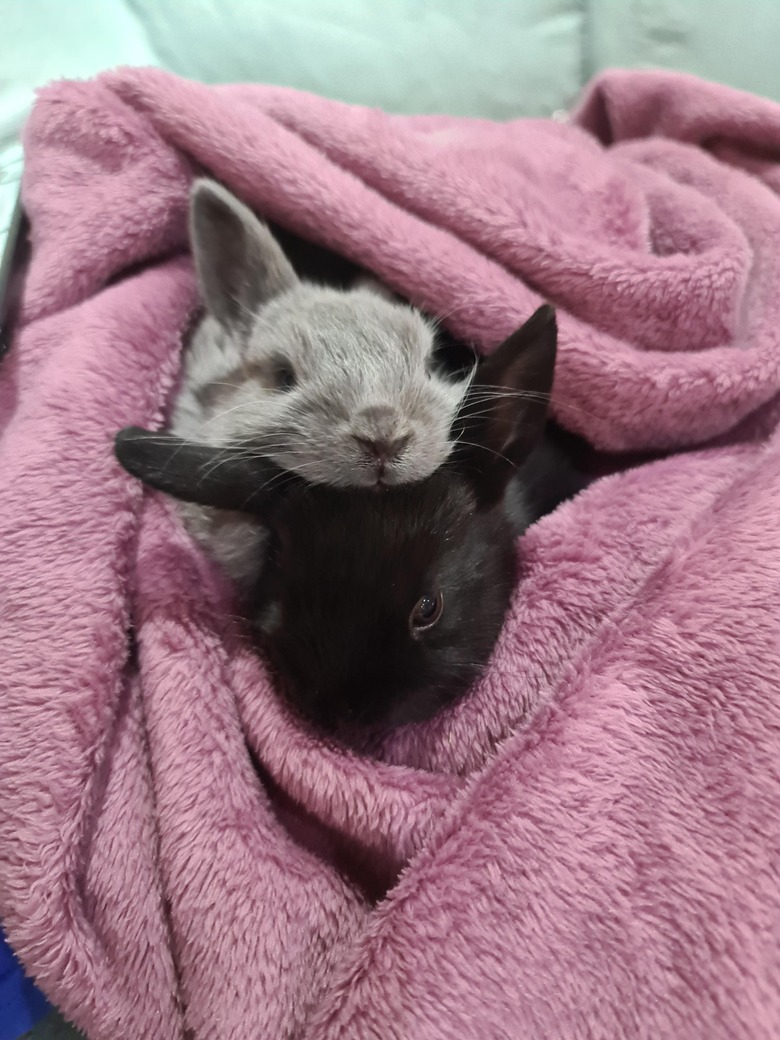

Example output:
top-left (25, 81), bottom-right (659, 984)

top-left (456, 305), bottom-right (557, 506)
top-left (114, 427), bottom-right (289, 517)
top-left (189, 179), bottom-right (299, 335)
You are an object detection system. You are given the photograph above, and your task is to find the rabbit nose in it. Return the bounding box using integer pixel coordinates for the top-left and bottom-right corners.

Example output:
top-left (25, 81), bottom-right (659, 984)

top-left (353, 406), bottom-right (412, 469)
top-left (353, 433), bottom-right (411, 464)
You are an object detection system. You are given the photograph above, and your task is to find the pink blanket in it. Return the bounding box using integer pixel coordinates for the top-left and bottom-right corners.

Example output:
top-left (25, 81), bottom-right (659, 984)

top-left (1, 67), bottom-right (780, 1039)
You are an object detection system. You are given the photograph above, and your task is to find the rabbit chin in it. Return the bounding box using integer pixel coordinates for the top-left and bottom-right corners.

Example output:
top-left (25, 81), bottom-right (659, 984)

top-left (276, 442), bottom-right (450, 489)
top-left (376, 676), bottom-right (472, 730)
top-left (284, 669), bottom-right (477, 748)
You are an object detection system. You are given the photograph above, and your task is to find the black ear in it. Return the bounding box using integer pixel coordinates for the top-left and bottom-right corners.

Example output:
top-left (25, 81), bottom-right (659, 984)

top-left (114, 427), bottom-right (289, 516)
top-left (189, 179), bottom-right (299, 334)
top-left (456, 305), bottom-right (558, 506)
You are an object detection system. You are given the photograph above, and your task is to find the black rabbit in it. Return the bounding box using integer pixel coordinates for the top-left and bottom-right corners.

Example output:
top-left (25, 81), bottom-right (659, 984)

top-left (115, 306), bottom-right (584, 736)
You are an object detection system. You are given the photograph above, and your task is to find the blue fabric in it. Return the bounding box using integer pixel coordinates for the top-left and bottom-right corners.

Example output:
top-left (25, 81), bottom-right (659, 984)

top-left (0, 929), bottom-right (50, 1040)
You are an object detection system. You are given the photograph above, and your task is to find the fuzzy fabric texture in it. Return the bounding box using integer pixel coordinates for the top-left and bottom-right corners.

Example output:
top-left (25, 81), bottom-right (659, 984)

top-left (1, 66), bottom-right (779, 1039)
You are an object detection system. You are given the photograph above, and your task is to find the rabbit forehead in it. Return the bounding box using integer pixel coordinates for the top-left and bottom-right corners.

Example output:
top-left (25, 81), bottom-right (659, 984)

top-left (247, 285), bottom-right (436, 376)
top-left (278, 472), bottom-right (473, 570)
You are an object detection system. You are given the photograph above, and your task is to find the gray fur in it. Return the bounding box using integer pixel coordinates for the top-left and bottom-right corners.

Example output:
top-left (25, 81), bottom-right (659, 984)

top-left (170, 179), bottom-right (473, 587)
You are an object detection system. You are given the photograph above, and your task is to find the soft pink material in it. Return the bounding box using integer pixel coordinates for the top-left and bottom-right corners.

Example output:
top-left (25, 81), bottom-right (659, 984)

top-left (1, 67), bottom-right (779, 1039)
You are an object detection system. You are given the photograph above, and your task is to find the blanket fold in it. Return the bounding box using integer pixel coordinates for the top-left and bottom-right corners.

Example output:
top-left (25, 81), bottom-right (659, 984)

top-left (1, 66), bottom-right (779, 1039)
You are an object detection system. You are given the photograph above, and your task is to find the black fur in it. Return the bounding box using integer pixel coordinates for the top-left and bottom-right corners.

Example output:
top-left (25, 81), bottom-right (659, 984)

top-left (114, 428), bottom-right (284, 515)
top-left (252, 472), bottom-right (518, 735)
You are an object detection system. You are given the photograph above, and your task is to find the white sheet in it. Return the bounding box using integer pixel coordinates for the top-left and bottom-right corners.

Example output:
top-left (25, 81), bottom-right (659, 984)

top-left (0, 0), bottom-right (157, 261)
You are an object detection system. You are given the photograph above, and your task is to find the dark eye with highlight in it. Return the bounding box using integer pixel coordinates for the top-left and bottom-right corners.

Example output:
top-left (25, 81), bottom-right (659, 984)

top-left (273, 361), bottom-right (297, 391)
top-left (409, 591), bottom-right (444, 636)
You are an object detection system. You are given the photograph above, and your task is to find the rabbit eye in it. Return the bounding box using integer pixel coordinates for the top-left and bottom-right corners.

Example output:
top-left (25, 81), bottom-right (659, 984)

top-left (409, 591), bottom-right (444, 636)
top-left (273, 361), bottom-right (297, 391)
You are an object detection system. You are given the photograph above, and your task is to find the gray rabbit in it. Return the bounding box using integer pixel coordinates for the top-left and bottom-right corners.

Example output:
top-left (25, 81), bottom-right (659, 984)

top-left (171, 180), bottom-right (476, 587)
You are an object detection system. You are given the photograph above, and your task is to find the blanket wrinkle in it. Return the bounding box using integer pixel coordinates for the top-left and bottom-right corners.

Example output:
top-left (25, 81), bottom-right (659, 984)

top-left (1, 65), bottom-right (780, 1039)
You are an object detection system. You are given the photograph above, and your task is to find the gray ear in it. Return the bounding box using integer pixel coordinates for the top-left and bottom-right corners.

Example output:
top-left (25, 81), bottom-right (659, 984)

top-left (189, 179), bottom-right (299, 333)
top-left (114, 427), bottom-right (291, 516)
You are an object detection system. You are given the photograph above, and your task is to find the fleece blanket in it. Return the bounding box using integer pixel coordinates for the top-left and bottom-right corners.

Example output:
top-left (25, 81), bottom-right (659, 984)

top-left (1, 66), bottom-right (780, 1040)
